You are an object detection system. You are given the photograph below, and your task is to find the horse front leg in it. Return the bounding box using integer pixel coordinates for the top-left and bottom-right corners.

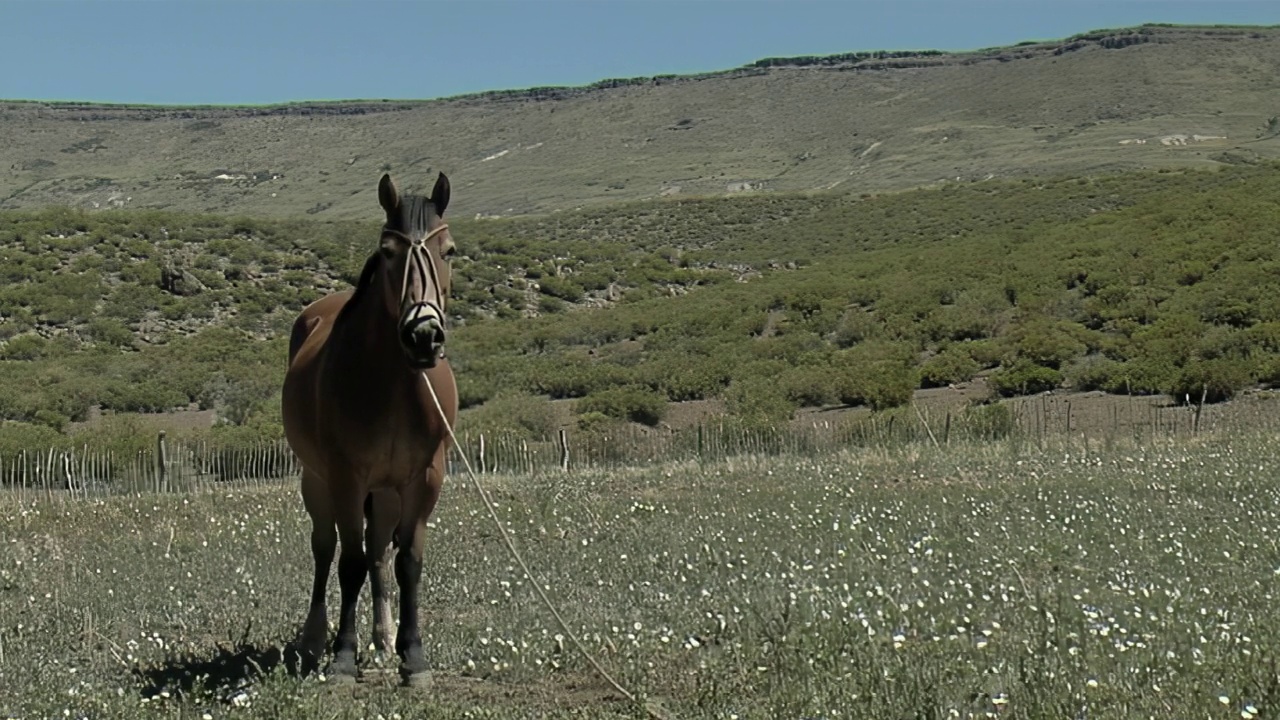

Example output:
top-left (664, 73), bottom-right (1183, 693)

top-left (330, 483), bottom-right (370, 679)
top-left (394, 457), bottom-right (444, 684)
top-left (297, 469), bottom-right (334, 674)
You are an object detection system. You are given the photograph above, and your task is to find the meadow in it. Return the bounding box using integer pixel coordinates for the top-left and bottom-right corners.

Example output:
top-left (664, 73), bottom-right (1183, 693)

top-left (4, 412), bottom-right (1280, 719)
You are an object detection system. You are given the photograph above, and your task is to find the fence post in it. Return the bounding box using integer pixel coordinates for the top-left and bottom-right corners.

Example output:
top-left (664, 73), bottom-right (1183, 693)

top-left (559, 429), bottom-right (570, 472)
top-left (157, 431), bottom-right (169, 492)
top-left (61, 450), bottom-right (74, 493)
top-left (478, 433), bottom-right (487, 474)
top-left (1194, 385), bottom-right (1207, 435)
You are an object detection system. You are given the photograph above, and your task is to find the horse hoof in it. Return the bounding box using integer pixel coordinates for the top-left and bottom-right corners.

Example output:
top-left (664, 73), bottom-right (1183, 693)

top-left (287, 646), bottom-right (323, 676)
top-left (328, 652), bottom-right (359, 681)
top-left (400, 669), bottom-right (432, 689)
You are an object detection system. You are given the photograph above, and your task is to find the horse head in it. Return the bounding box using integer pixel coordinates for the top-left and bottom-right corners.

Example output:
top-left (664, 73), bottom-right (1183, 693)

top-left (376, 172), bottom-right (455, 369)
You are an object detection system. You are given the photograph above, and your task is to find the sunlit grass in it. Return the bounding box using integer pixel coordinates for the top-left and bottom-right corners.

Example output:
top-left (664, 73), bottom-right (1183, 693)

top-left (5, 430), bottom-right (1280, 718)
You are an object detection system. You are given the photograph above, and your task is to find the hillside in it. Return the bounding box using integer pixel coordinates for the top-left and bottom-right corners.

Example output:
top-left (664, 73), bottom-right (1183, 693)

top-left (5, 162), bottom-right (1280, 449)
top-left (5, 24), bottom-right (1280, 219)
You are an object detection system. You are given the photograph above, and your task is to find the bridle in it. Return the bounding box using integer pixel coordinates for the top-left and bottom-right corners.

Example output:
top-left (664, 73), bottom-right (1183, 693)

top-left (383, 223), bottom-right (450, 316)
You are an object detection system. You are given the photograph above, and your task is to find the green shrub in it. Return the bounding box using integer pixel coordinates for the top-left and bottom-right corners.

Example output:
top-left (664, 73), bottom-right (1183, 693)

top-left (723, 375), bottom-right (796, 427)
top-left (84, 317), bottom-right (136, 348)
top-left (1168, 358), bottom-right (1256, 404)
top-left (635, 353), bottom-right (732, 402)
top-left (958, 402), bottom-right (1016, 441)
top-left (964, 340), bottom-right (1006, 369)
top-left (1, 334), bottom-right (49, 361)
top-left (779, 364), bottom-right (838, 407)
top-left (919, 347), bottom-right (980, 388)
top-left (32, 409), bottom-right (69, 432)
top-left (577, 385), bottom-right (667, 426)
top-left (830, 343), bottom-right (918, 410)
top-left (461, 392), bottom-right (561, 439)
top-left (989, 360), bottom-right (1063, 397)
top-left (537, 275), bottom-right (584, 302)
top-left (831, 309), bottom-right (879, 348)
top-left (455, 375), bottom-right (497, 410)
top-left (1007, 319), bottom-right (1087, 369)
top-left (576, 410), bottom-right (620, 433)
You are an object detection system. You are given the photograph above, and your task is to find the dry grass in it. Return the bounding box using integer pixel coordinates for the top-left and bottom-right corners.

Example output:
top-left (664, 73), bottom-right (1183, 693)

top-left (4, 25), bottom-right (1280, 219)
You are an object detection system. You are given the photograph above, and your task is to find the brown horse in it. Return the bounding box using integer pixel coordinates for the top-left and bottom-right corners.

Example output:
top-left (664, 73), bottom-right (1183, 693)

top-left (281, 172), bottom-right (459, 683)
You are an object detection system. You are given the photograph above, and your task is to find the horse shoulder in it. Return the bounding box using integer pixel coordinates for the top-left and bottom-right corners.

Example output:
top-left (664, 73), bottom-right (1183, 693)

top-left (288, 290), bottom-right (354, 365)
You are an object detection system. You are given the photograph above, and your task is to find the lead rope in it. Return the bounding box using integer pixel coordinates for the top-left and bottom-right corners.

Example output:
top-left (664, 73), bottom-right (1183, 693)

top-left (419, 370), bottom-right (672, 720)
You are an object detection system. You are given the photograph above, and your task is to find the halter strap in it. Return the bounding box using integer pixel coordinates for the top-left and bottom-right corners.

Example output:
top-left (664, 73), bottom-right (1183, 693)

top-left (384, 224), bottom-right (449, 313)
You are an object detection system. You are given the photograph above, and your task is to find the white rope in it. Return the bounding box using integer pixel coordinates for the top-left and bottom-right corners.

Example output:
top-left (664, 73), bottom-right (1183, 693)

top-left (420, 370), bottom-right (670, 719)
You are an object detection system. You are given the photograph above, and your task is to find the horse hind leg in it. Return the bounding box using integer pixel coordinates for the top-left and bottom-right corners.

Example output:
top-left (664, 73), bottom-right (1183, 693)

top-left (365, 490), bottom-right (399, 656)
top-left (297, 468), bottom-right (335, 673)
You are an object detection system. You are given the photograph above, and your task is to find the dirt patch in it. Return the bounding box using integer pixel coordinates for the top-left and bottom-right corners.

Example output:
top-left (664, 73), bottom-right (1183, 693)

top-left (68, 404), bottom-right (218, 434)
top-left (346, 668), bottom-right (628, 714)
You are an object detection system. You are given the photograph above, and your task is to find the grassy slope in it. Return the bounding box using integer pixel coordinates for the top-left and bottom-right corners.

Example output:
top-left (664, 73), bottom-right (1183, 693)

top-left (4, 25), bottom-right (1280, 218)
top-left (4, 162), bottom-right (1280, 444)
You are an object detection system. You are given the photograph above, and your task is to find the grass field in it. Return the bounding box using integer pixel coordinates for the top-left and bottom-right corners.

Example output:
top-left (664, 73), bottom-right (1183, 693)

top-left (4, 424), bottom-right (1280, 719)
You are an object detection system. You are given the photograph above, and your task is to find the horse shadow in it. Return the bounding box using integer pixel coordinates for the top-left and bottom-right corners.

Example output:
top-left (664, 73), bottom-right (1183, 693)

top-left (132, 637), bottom-right (314, 701)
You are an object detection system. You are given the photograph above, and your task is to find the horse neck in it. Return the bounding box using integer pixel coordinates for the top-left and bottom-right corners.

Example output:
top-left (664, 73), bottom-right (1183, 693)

top-left (334, 273), bottom-right (408, 375)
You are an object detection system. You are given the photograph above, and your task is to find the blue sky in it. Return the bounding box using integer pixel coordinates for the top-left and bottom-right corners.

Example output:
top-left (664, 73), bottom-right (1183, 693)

top-left (3, 0), bottom-right (1278, 106)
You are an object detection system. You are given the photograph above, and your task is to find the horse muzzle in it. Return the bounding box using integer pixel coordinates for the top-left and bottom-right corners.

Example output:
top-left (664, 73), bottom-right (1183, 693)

top-left (399, 304), bottom-right (446, 369)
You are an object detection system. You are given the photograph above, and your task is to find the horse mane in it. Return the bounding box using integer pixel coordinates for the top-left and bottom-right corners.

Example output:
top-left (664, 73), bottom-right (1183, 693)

top-left (335, 251), bottom-right (383, 326)
top-left (387, 193), bottom-right (436, 237)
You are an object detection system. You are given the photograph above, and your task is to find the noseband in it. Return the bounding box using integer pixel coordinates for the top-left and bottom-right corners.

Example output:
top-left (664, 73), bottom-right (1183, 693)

top-left (384, 223), bottom-right (449, 315)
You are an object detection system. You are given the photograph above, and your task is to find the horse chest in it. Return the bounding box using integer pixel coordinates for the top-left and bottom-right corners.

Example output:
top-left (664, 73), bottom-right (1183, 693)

top-left (318, 374), bottom-right (437, 488)
top-left (334, 421), bottom-right (436, 489)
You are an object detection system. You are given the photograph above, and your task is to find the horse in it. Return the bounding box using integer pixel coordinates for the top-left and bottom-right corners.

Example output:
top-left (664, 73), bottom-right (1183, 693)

top-left (281, 172), bottom-right (459, 684)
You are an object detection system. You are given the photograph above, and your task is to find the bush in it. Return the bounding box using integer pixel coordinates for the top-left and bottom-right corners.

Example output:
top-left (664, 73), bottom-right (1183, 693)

top-left (577, 385), bottom-right (667, 426)
top-left (830, 343), bottom-right (918, 410)
top-left (1081, 355), bottom-right (1180, 396)
top-left (779, 364), bottom-right (838, 407)
top-left (989, 360), bottom-right (1063, 397)
top-left (0, 421), bottom-right (67, 461)
top-left (462, 392), bottom-right (560, 439)
top-left (635, 353), bottom-right (732, 402)
top-left (1007, 319), bottom-right (1087, 369)
top-left (831, 309), bottom-right (878, 348)
top-left (576, 410), bottom-right (619, 433)
top-left (1168, 358), bottom-right (1255, 404)
top-left (959, 402), bottom-right (1016, 441)
top-left (455, 375), bottom-right (497, 410)
top-left (723, 375), bottom-right (796, 427)
top-left (919, 346), bottom-right (980, 388)
top-left (1, 334), bottom-right (49, 361)
top-left (959, 339), bottom-right (1005, 369)
top-left (537, 275), bottom-right (584, 303)
top-left (84, 317), bottom-right (136, 348)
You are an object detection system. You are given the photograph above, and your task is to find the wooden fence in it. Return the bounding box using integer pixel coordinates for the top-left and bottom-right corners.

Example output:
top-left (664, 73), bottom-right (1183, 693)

top-left (3, 391), bottom-right (1280, 499)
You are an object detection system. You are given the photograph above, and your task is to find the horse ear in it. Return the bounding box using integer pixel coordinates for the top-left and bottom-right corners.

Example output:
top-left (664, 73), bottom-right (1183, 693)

top-left (431, 172), bottom-right (450, 216)
top-left (378, 173), bottom-right (400, 213)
